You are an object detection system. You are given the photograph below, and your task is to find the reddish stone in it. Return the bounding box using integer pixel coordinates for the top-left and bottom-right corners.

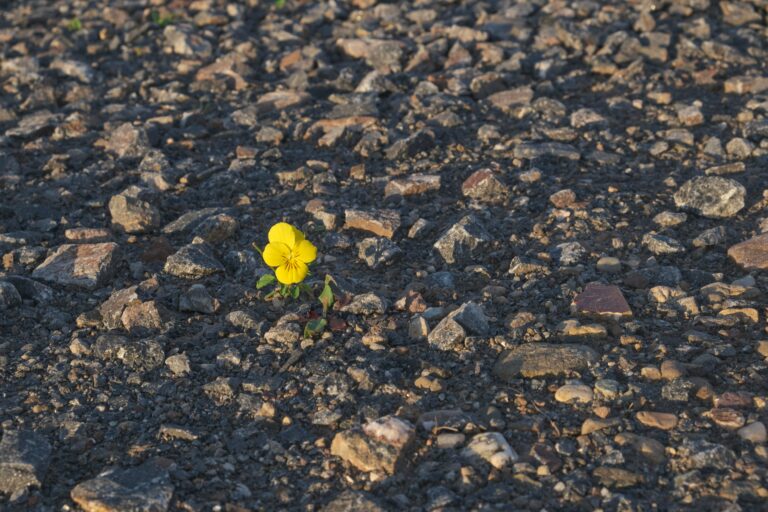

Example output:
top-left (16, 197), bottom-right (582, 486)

top-left (461, 169), bottom-right (508, 203)
top-left (385, 174), bottom-right (441, 197)
top-left (574, 282), bottom-right (632, 319)
top-left (728, 234), bottom-right (768, 270)
top-left (32, 243), bottom-right (119, 290)
top-left (344, 209), bottom-right (401, 239)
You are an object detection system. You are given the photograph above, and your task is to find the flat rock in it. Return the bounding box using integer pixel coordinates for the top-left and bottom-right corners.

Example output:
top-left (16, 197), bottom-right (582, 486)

top-left (322, 490), bottom-right (386, 512)
top-left (0, 430), bottom-right (51, 496)
top-left (344, 209), bottom-right (401, 239)
top-left (636, 411), bottom-right (678, 430)
top-left (163, 243), bottom-right (224, 279)
top-left (357, 237), bottom-right (402, 269)
top-left (384, 174), bottom-right (440, 197)
top-left (494, 344), bottom-right (598, 380)
top-left (70, 459), bottom-right (174, 512)
top-left (673, 176), bottom-right (745, 219)
top-left (573, 282), bottom-right (632, 320)
top-left (728, 233), bottom-right (768, 270)
top-left (108, 188), bottom-right (161, 234)
top-left (32, 242), bottom-right (120, 290)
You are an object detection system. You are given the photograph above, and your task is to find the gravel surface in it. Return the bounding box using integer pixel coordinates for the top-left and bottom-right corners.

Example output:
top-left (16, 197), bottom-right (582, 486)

top-left (2, 0), bottom-right (768, 510)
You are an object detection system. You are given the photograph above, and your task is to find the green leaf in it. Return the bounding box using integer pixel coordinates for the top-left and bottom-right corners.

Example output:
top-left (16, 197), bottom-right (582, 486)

top-left (274, 0), bottom-right (286, 8)
top-left (304, 318), bottom-right (327, 338)
top-left (291, 285), bottom-right (300, 299)
top-left (66, 18), bottom-right (82, 32)
top-left (318, 282), bottom-right (334, 316)
top-left (256, 274), bottom-right (276, 289)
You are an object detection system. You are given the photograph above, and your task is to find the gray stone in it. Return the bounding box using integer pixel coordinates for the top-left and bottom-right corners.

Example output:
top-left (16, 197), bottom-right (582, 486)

top-left (643, 233), bottom-right (685, 255)
top-left (693, 226), bottom-right (727, 248)
top-left (494, 343), bottom-right (598, 380)
top-left (163, 243), bottom-right (224, 279)
top-left (0, 280), bottom-right (21, 309)
top-left (427, 317), bottom-right (466, 350)
top-left (552, 241), bottom-right (586, 265)
top-left (103, 123), bottom-right (150, 159)
top-left (108, 187), bottom-right (161, 234)
top-left (162, 208), bottom-right (231, 236)
top-left (99, 286), bottom-right (139, 330)
top-left (433, 215), bottom-right (491, 265)
top-left (0, 430), bottom-right (51, 496)
top-left (357, 237), bottom-right (402, 269)
top-left (179, 284), bottom-right (219, 314)
top-left (340, 293), bottom-right (387, 316)
top-left (322, 490), bottom-right (386, 512)
top-left (3, 276), bottom-right (53, 304)
top-left (71, 459), bottom-right (174, 512)
top-left (93, 335), bottom-right (165, 371)
top-left (673, 176), bottom-right (745, 219)
top-left (448, 301), bottom-right (489, 335)
top-left (226, 310), bottom-right (262, 331)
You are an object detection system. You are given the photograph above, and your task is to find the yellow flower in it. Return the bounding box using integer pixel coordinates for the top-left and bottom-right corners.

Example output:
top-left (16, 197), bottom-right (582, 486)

top-left (262, 222), bottom-right (317, 284)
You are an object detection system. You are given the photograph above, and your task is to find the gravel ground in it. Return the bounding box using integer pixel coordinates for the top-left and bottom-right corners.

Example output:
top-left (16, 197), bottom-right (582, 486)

top-left (1, 0), bottom-right (768, 511)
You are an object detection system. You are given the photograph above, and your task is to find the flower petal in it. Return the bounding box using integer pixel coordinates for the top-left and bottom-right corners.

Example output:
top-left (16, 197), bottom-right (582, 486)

top-left (263, 242), bottom-right (290, 267)
top-left (268, 222), bottom-right (304, 248)
top-left (275, 261), bottom-right (308, 284)
top-left (294, 239), bottom-right (317, 264)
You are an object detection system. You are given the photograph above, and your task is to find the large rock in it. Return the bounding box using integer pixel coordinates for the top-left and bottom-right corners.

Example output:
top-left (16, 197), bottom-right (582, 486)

top-left (70, 459), bottom-right (174, 512)
top-left (163, 243), bottom-right (224, 279)
top-left (494, 343), bottom-right (598, 379)
top-left (331, 416), bottom-right (415, 474)
top-left (728, 233), bottom-right (768, 270)
top-left (673, 176), bottom-right (745, 219)
top-left (0, 430), bottom-right (51, 496)
top-left (32, 243), bottom-right (120, 290)
top-left (433, 215), bottom-right (491, 265)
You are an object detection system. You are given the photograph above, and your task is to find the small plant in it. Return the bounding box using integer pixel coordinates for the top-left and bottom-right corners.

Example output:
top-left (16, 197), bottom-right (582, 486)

top-left (151, 10), bottom-right (174, 27)
top-left (274, 0), bottom-right (287, 8)
top-left (66, 18), bottom-right (82, 32)
top-left (255, 222), bottom-right (336, 338)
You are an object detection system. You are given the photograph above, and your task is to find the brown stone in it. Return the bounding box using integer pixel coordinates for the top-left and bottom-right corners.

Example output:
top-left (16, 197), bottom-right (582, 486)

top-left (344, 209), bottom-right (401, 239)
top-left (385, 174), bottom-right (441, 197)
top-left (486, 87), bottom-right (534, 111)
top-left (728, 234), bottom-right (768, 270)
top-left (64, 228), bottom-right (112, 242)
top-left (549, 189), bottom-right (577, 208)
top-left (581, 417), bottom-right (621, 435)
top-left (33, 243), bottom-right (119, 290)
top-left (573, 282), bottom-right (632, 320)
top-left (636, 411), bottom-right (677, 430)
top-left (713, 391), bottom-right (753, 409)
top-left (706, 408), bottom-right (745, 430)
top-left (614, 433), bottom-right (666, 463)
top-left (121, 300), bottom-right (166, 333)
top-left (195, 52), bottom-right (249, 91)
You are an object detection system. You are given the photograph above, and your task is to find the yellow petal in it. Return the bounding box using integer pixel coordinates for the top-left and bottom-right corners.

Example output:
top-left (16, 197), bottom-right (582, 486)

top-left (275, 261), bottom-right (308, 284)
top-left (294, 239), bottom-right (317, 264)
top-left (268, 222), bottom-right (304, 248)
top-left (263, 242), bottom-right (290, 267)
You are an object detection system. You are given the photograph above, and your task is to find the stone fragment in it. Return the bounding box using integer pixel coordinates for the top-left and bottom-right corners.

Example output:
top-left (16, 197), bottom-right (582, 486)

top-left (4, 276), bottom-right (53, 304)
top-left (554, 383), bottom-right (593, 404)
top-left (340, 293), bottom-right (387, 316)
top-left (581, 417), bottom-right (621, 435)
top-left (725, 75), bottom-right (768, 94)
top-left (678, 439), bottom-right (735, 470)
top-left (0, 280), bottom-right (21, 309)
top-left (448, 301), bottom-right (489, 335)
top-left (573, 283), bottom-right (632, 320)
top-left (461, 169), bottom-right (508, 203)
top-left (33, 243), bottom-right (119, 290)
top-left (643, 233), bottom-right (685, 255)
top-left (636, 411), bottom-right (677, 430)
top-left (494, 344), bottom-right (598, 380)
top-left (331, 416), bottom-right (415, 474)
top-left (322, 490), bottom-right (386, 512)
top-left (593, 467), bottom-right (644, 488)
top-left (194, 213), bottom-right (238, 243)
top-left (109, 188), bottom-right (161, 234)
top-left (165, 353), bottom-right (191, 377)
top-left (673, 176), bottom-right (745, 219)
top-left (179, 284), bottom-right (219, 314)
top-left (384, 129), bottom-right (435, 160)
top-left (0, 430), bottom-right (51, 496)
top-left (103, 123), bottom-right (150, 159)
top-left (93, 335), bottom-right (165, 371)
top-left (693, 226), bottom-right (726, 248)
top-left (164, 24), bottom-right (212, 57)
top-left (121, 300), bottom-right (167, 333)
top-left (552, 242), bottom-right (586, 265)
top-left (705, 408), bottom-right (745, 430)
top-left (357, 237), bottom-right (402, 269)
top-left (558, 319), bottom-right (608, 340)
top-left (728, 234), bottom-right (768, 270)
top-left (737, 422), bottom-right (767, 443)
top-left (614, 433), bottom-right (665, 463)
top-left (344, 209), bottom-right (401, 239)
top-left (264, 322), bottom-right (301, 344)
top-left (596, 256), bottom-right (621, 273)
top-left (653, 211), bottom-right (687, 227)
top-left (427, 317), bottom-right (466, 351)
top-left (163, 243), bottom-right (224, 279)
top-left (65, 227), bottom-right (112, 242)
top-left (71, 460), bottom-right (174, 512)
top-left (384, 174), bottom-right (440, 198)
top-left (486, 87), bottom-right (534, 111)
top-left (549, 189), bottom-right (577, 208)
top-left (433, 215), bottom-right (491, 265)
top-left (462, 433), bottom-right (518, 469)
